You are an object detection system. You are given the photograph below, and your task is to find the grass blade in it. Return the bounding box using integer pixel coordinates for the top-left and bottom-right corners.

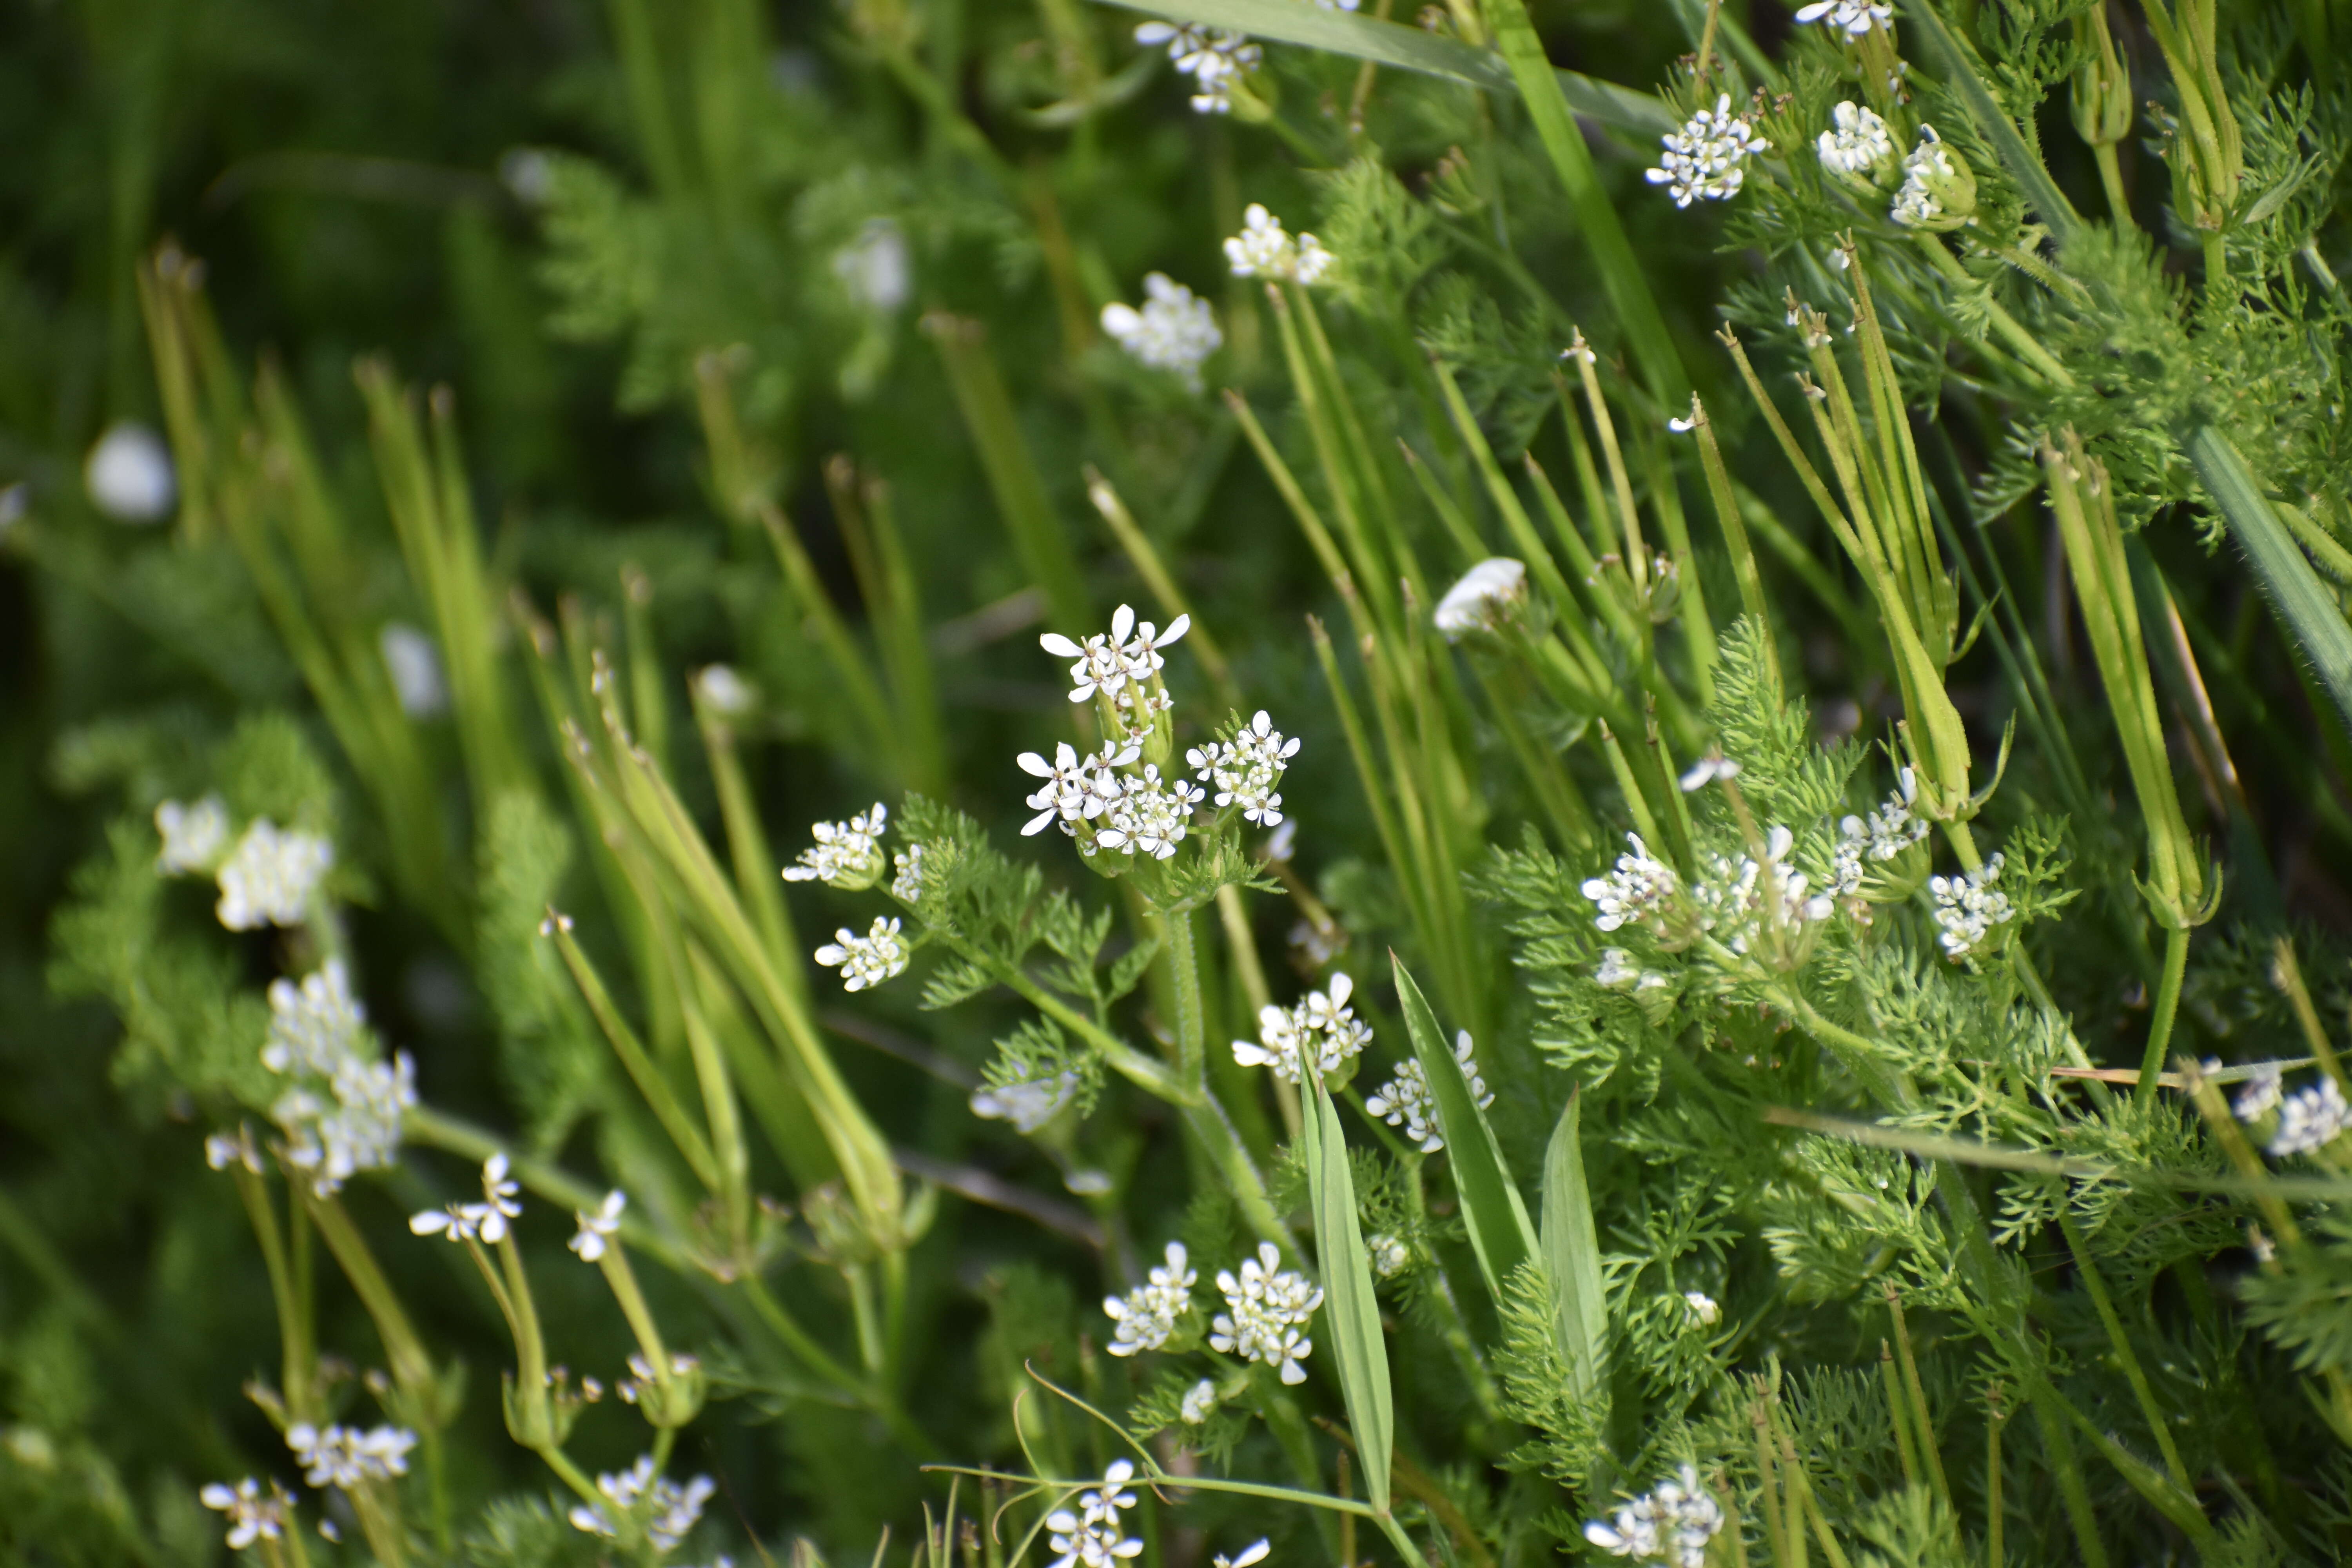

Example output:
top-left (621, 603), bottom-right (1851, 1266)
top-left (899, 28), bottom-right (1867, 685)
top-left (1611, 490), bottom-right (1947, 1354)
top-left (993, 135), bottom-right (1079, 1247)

top-left (1302, 1074), bottom-right (1393, 1512)
top-left (1539, 1090), bottom-right (1607, 1401)
top-left (2185, 424), bottom-right (2352, 733)
top-left (1392, 955), bottom-right (1535, 1307)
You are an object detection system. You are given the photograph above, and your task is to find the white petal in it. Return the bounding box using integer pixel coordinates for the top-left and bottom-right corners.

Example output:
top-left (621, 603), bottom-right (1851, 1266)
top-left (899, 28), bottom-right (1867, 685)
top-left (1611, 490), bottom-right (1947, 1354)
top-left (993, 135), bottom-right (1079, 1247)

top-left (1041, 633), bottom-right (1084, 657)
top-left (1327, 972), bottom-right (1352, 1007)
top-left (1112, 604), bottom-right (1135, 641)
top-left (1160, 613), bottom-right (1189, 645)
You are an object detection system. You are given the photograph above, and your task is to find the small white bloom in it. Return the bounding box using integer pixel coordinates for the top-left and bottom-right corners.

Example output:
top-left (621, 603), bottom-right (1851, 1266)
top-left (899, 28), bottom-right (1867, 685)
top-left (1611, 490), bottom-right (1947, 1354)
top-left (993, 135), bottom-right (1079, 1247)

top-left (1792, 0), bottom-right (1891, 35)
top-left (1682, 1291), bottom-right (1720, 1327)
top-left (1678, 755), bottom-right (1742, 792)
top-left (2233, 1063), bottom-right (2286, 1124)
top-left (1891, 124), bottom-right (1975, 230)
top-left (617, 1350), bottom-right (702, 1407)
top-left (85, 421), bottom-right (176, 522)
top-left (216, 819), bottom-right (334, 930)
top-left (971, 1071), bottom-right (1078, 1133)
top-left (286, 1423), bottom-right (417, 1489)
top-left (1367, 1233), bottom-right (1410, 1277)
top-left (1929, 853), bottom-right (2014, 962)
top-left (1594, 949), bottom-right (1642, 989)
top-left (1093, 764), bottom-right (1201, 860)
top-left (781, 803), bottom-right (889, 887)
top-left (262, 960), bottom-right (366, 1078)
top-left (1222, 204), bottom-right (1334, 285)
top-left (1817, 101), bottom-right (1896, 178)
top-left (1186, 710), bottom-right (1299, 826)
top-left (2271, 1076), bottom-right (2352, 1158)
top-left (379, 622), bottom-right (447, 717)
top-left (1135, 21), bottom-right (1262, 114)
top-left (568, 1455), bottom-right (716, 1553)
top-left (1180, 1377), bottom-right (1219, 1423)
top-left (815, 916), bottom-right (909, 992)
top-left (696, 664), bottom-right (755, 714)
top-left (201, 1478), bottom-right (293, 1550)
top-left (1105, 1241), bottom-right (1196, 1356)
top-left (833, 218), bottom-right (911, 312)
top-left (1214, 1542), bottom-right (1272, 1568)
top-left (206, 1124), bottom-right (263, 1173)
top-left (155, 795), bottom-right (229, 875)
top-left (1365, 1032), bottom-right (1489, 1153)
top-left (891, 843), bottom-right (927, 902)
top-left (1646, 94), bottom-right (1769, 208)
top-left (1583, 834), bottom-right (1677, 935)
top-left (570, 1190), bottom-right (627, 1262)
top-left (1432, 557), bottom-right (1527, 641)
top-left (1584, 1464), bottom-right (1724, 1568)
top-left (1210, 1242), bottom-right (1322, 1384)
top-left (1232, 972), bottom-right (1372, 1083)
top-left (1102, 274), bottom-right (1222, 390)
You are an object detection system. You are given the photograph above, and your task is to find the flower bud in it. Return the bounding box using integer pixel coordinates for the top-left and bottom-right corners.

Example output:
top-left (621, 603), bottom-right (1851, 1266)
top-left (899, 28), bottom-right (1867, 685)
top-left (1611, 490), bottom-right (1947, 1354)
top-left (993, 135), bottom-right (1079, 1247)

top-left (2069, 5), bottom-right (2132, 150)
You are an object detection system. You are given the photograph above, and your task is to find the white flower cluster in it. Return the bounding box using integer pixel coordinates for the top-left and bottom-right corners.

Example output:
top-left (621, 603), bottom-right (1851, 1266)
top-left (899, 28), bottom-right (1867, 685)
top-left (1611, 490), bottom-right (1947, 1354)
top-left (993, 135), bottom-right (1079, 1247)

top-left (1816, 100), bottom-right (1895, 178)
top-left (215, 819), bottom-right (335, 930)
top-left (1367, 1233), bottom-right (1410, 1277)
top-left (1223, 204), bottom-right (1335, 285)
top-left (1432, 557), bottom-right (1528, 641)
top-left (1045, 603), bottom-right (1191, 708)
top-left (1104, 1241), bottom-right (1196, 1356)
top-left (569, 1455), bottom-right (717, 1553)
top-left (1690, 828), bottom-right (1835, 955)
top-left (259, 960), bottom-right (416, 1196)
top-left (286, 1422), bottom-right (416, 1489)
top-left (1929, 853), bottom-right (2014, 961)
top-left (891, 844), bottom-right (926, 902)
top-left (782, 803), bottom-right (889, 887)
top-left (201, 1478), bottom-right (294, 1550)
top-left (1102, 273), bottom-right (1222, 390)
top-left (1583, 1464), bottom-right (1726, 1568)
top-left (1828, 768), bottom-right (1930, 897)
top-left (1134, 21), bottom-right (1261, 114)
top-left (1584, 835), bottom-right (1679, 936)
top-left (618, 1350), bottom-right (702, 1405)
top-left (1046, 1460), bottom-right (1144, 1568)
top-left (1186, 710), bottom-right (1299, 826)
top-left (1682, 1291), bottom-right (1721, 1327)
top-left (1232, 972), bottom-right (1373, 1084)
top-left (1593, 948), bottom-right (1671, 993)
top-left (1210, 1243), bottom-right (1322, 1384)
top-left (971, 1070), bottom-right (1079, 1133)
top-left (1892, 125), bottom-right (1965, 228)
top-left (155, 795), bottom-right (229, 874)
top-left (1180, 1378), bottom-right (1220, 1423)
top-left (1793, 0), bottom-right (1890, 35)
top-left (1645, 93), bottom-right (1769, 208)
top-left (410, 1152), bottom-right (524, 1244)
top-left (2257, 1074), bottom-right (2352, 1158)
top-left (569, 1189), bottom-right (627, 1261)
top-left (1096, 765), bottom-right (1205, 860)
top-left (1364, 1031), bottom-right (1490, 1153)
top-left (815, 916), bottom-right (909, 991)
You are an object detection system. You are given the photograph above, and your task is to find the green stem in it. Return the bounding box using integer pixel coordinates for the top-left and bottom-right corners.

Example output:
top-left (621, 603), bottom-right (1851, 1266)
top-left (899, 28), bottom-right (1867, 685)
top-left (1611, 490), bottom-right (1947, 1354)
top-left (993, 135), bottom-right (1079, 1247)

top-left (1165, 904), bottom-right (1207, 1085)
top-left (2136, 927), bottom-right (2191, 1107)
top-left (2094, 143), bottom-right (2129, 223)
top-left (2057, 1211), bottom-right (2191, 1490)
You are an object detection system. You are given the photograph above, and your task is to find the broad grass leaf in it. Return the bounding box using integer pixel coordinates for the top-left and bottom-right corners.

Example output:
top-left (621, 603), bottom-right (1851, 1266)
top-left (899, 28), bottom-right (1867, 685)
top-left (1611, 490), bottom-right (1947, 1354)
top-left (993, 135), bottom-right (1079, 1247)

top-left (1303, 1073), bottom-right (1393, 1512)
top-left (1539, 1089), bottom-right (1607, 1402)
top-left (1392, 954), bottom-right (1536, 1307)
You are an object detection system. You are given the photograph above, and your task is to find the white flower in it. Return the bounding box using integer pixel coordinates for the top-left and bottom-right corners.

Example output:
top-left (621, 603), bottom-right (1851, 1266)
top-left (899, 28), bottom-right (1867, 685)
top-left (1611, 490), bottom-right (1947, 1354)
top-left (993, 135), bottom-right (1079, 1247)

top-left (1583, 834), bottom-right (1678, 935)
top-left (216, 819), bottom-right (334, 929)
top-left (1214, 1542), bottom-right (1271, 1568)
top-left (1365, 1032), bottom-right (1488, 1152)
top-left (815, 916), bottom-right (909, 992)
top-left (1584, 1464), bottom-right (1725, 1568)
top-left (1222, 203), bottom-right (1334, 285)
top-left (781, 802), bottom-right (889, 887)
top-left (617, 1350), bottom-right (702, 1406)
top-left (570, 1190), bottom-right (627, 1262)
top-left (411, 1154), bottom-right (521, 1245)
top-left (1829, 769), bottom-right (1931, 897)
top-left (206, 1123), bottom-right (263, 1173)
top-left (1180, 1377), bottom-right (1220, 1423)
top-left (1792, 0), bottom-right (1890, 36)
top-left (85, 421), bottom-right (176, 522)
top-left (833, 218), bottom-right (911, 312)
top-left (1021, 741), bottom-right (1132, 835)
top-left (379, 622), bottom-right (447, 717)
top-left (1682, 1291), bottom-right (1720, 1327)
top-left (262, 960), bottom-right (366, 1077)
top-left (1093, 764), bottom-right (1202, 860)
top-left (1118, 608), bottom-right (1190, 682)
top-left (1135, 21), bottom-right (1262, 113)
top-left (971, 1071), bottom-right (1078, 1133)
top-left (1045, 1459), bottom-right (1146, 1568)
top-left (2271, 1076), bottom-right (2352, 1158)
top-left (1232, 973), bottom-right (1372, 1084)
top-left (286, 1423), bottom-right (417, 1489)
top-left (1678, 755), bottom-right (1742, 792)
top-left (1929, 853), bottom-right (2014, 961)
top-left (1367, 1233), bottom-right (1410, 1277)
top-left (201, 1478), bottom-right (293, 1550)
top-left (1646, 93), bottom-right (1769, 208)
top-left (155, 795), bottom-right (229, 874)
top-left (1690, 827), bottom-right (1833, 955)
top-left (696, 664), bottom-right (756, 714)
top-left (1432, 557), bottom-right (1526, 641)
top-left (569, 1455), bottom-right (716, 1553)
top-left (1817, 101), bottom-right (1896, 178)
top-left (1187, 710), bottom-right (1300, 826)
top-left (2233, 1064), bottom-right (2286, 1123)
top-left (1102, 274), bottom-right (1222, 390)
top-left (1594, 949), bottom-right (1643, 989)
top-left (1105, 1241), bottom-right (1196, 1356)
top-left (1891, 125), bottom-right (1975, 230)
top-left (891, 844), bottom-right (927, 902)
top-left (1210, 1243), bottom-right (1321, 1384)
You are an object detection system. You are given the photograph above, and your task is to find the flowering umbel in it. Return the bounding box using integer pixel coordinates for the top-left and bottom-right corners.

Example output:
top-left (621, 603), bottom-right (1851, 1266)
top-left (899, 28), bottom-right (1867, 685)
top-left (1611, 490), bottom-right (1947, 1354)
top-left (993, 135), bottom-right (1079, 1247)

top-left (1646, 94), bottom-right (1769, 208)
